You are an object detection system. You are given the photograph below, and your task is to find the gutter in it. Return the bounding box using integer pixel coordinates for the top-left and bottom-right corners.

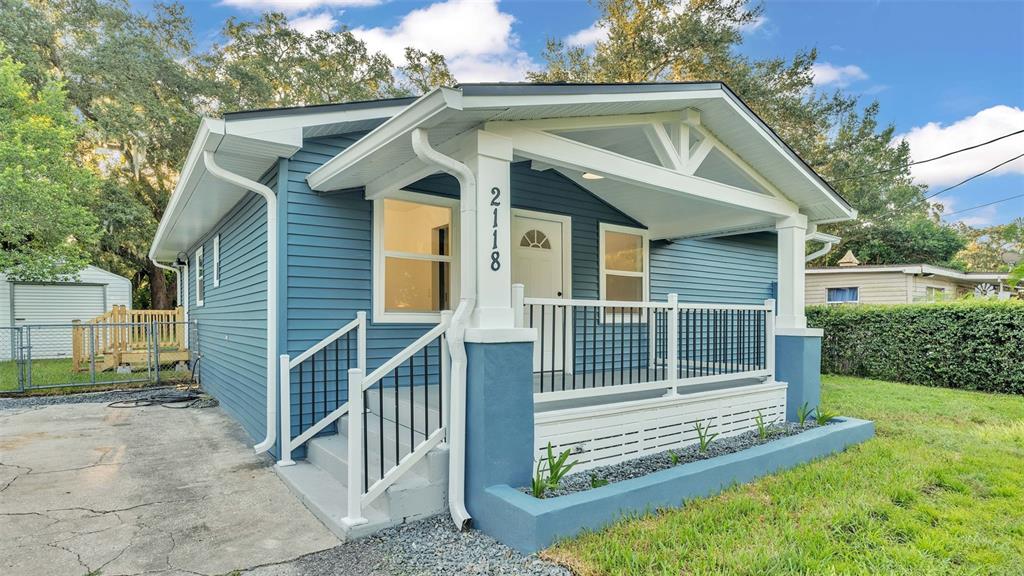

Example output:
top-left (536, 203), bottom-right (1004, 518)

top-left (410, 127), bottom-right (474, 530)
top-left (201, 151), bottom-right (280, 455)
top-left (805, 230), bottom-right (841, 263)
top-left (149, 256), bottom-right (183, 310)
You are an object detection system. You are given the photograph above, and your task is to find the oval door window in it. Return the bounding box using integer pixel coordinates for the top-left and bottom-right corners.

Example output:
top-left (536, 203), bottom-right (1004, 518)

top-left (519, 229), bottom-right (551, 249)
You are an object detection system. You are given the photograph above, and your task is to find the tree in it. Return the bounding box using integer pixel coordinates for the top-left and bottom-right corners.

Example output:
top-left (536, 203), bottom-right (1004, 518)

top-left (400, 47), bottom-right (458, 95)
top-left (955, 218), bottom-right (1023, 272)
top-left (532, 0), bottom-right (964, 267)
top-left (1, 0), bottom-right (204, 308)
top-left (0, 54), bottom-right (100, 280)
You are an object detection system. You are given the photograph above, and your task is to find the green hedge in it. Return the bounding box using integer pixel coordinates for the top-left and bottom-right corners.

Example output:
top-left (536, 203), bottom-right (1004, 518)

top-left (807, 300), bottom-right (1024, 394)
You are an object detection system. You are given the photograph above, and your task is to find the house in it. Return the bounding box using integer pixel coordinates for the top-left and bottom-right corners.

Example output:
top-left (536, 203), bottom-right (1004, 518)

top-left (807, 250), bottom-right (1012, 304)
top-left (148, 82), bottom-right (864, 551)
top-left (0, 265), bottom-right (132, 359)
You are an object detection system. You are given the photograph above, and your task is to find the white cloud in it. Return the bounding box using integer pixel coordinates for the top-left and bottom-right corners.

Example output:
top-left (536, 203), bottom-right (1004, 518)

top-left (289, 11), bottom-right (339, 34)
top-left (350, 0), bottom-right (535, 82)
top-left (810, 63), bottom-right (868, 87)
top-left (738, 15), bottom-right (767, 33)
top-left (898, 105), bottom-right (1024, 187)
top-left (220, 0), bottom-right (379, 12)
top-left (565, 22), bottom-right (608, 48)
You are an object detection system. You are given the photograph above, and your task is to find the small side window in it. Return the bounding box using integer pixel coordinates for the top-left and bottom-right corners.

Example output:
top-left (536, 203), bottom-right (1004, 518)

top-left (826, 287), bottom-right (858, 304)
top-left (213, 234), bottom-right (221, 288)
top-left (195, 246), bottom-right (205, 307)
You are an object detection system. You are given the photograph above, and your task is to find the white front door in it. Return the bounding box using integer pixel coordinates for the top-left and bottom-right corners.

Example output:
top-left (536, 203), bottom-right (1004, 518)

top-left (511, 211), bottom-right (569, 373)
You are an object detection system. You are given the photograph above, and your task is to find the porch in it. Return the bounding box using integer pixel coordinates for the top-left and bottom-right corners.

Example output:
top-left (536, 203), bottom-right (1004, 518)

top-left (273, 84), bottom-right (854, 543)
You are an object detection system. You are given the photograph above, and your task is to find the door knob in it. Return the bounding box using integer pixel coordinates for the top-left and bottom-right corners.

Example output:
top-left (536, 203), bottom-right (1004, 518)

top-left (557, 291), bottom-right (563, 297)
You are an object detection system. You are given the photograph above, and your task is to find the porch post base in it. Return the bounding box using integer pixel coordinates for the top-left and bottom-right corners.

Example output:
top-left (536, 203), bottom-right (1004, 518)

top-left (775, 331), bottom-right (823, 422)
top-left (464, 339), bottom-right (535, 537)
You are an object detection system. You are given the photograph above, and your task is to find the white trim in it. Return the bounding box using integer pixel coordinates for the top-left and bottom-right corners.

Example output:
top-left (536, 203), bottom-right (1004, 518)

top-left (511, 208), bottom-right (573, 300)
top-left (213, 234), bottom-right (221, 288)
top-left (485, 125), bottom-right (798, 218)
top-left (599, 222), bottom-right (650, 306)
top-left (464, 327), bottom-right (536, 343)
top-left (372, 190), bottom-right (460, 324)
top-left (194, 245), bottom-right (205, 307)
top-left (776, 327), bottom-right (823, 337)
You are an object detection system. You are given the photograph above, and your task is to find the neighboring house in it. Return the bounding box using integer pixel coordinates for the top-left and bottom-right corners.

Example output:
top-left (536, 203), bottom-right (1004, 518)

top-left (0, 265), bottom-right (132, 359)
top-left (148, 83), bottom-right (858, 549)
top-left (807, 251), bottom-right (1011, 304)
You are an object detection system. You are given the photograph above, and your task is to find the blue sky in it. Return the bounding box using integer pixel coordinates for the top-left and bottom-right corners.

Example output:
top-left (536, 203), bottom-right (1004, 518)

top-left (167, 0), bottom-right (1024, 229)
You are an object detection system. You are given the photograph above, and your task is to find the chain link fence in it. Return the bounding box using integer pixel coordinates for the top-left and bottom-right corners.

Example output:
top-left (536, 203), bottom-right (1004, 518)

top-left (0, 321), bottom-right (197, 393)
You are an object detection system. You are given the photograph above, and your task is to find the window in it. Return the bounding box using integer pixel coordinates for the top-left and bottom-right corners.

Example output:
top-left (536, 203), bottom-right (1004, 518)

top-left (374, 194), bottom-right (457, 322)
top-left (826, 287), bottom-right (858, 304)
top-left (213, 234), bottom-right (221, 288)
top-left (600, 223), bottom-right (648, 303)
top-left (925, 286), bottom-right (946, 302)
top-left (194, 246), bottom-right (205, 307)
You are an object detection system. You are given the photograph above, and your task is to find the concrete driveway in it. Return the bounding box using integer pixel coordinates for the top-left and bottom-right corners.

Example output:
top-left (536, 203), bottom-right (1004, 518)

top-left (0, 397), bottom-right (339, 576)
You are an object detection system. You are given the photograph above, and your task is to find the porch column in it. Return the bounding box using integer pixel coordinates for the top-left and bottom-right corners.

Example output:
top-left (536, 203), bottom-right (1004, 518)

top-left (775, 213), bottom-right (808, 330)
top-left (775, 212), bottom-right (823, 421)
top-left (462, 131), bottom-right (515, 330)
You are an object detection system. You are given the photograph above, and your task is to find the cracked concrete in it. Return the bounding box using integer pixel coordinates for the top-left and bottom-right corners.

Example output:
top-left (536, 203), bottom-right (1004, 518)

top-left (0, 401), bottom-right (339, 576)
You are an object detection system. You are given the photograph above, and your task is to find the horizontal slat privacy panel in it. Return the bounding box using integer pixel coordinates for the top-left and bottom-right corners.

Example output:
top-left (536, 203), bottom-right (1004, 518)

top-left (535, 382), bottom-right (786, 471)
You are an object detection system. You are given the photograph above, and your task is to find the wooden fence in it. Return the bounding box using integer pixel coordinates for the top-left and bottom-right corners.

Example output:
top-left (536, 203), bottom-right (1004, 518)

top-left (72, 306), bottom-right (188, 372)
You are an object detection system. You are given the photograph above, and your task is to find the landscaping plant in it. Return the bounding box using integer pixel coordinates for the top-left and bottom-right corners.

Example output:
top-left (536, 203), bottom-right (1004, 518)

top-left (668, 450), bottom-right (680, 466)
top-left (815, 406), bottom-right (838, 425)
top-left (754, 409), bottom-right (775, 440)
top-left (797, 402), bottom-right (813, 426)
top-left (693, 419), bottom-right (719, 453)
top-left (589, 474), bottom-right (609, 489)
top-left (531, 442), bottom-right (578, 498)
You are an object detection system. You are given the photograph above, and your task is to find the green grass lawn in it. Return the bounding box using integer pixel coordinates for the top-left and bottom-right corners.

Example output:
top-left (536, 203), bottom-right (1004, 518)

top-left (546, 376), bottom-right (1024, 576)
top-left (0, 357), bottom-right (190, 394)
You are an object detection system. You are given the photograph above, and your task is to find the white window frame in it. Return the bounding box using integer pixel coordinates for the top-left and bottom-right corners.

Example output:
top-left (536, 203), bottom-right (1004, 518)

top-left (373, 190), bottom-right (460, 324)
top-left (599, 222), bottom-right (650, 310)
top-left (826, 286), bottom-right (859, 305)
top-left (194, 245), bottom-right (204, 307)
top-left (213, 234), bottom-right (221, 288)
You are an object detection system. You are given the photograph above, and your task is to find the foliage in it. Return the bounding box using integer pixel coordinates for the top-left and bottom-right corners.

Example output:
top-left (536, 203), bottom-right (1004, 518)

top-left (796, 402), bottom-right (812, 427)
top-left (589, 474), bottom-right (609, 489)
top-left (0, 53), bottom-right (100, 280)
top-left (955, 218), bottom-right (1024, 273)
top-left (547, 376), bottom-right (1024, 575)
top-left (808, 300), bottom-right (1024, 394)
top-left (754, 409), bottom-right (774, 440)
top-left (814, 406), bottom-right (838, 426)
top-left (532, 442), bottom-right (579, 498)
top-left (814, 214), bottom-right (966, 269)
top-left (668, 450), bottom-right (680, 466)
top-left (693, 418), bottom-right (719, 453)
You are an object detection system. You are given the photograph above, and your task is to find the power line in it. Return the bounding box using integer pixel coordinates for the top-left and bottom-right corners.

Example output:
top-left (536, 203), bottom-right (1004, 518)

top-left (924, 151), bottom-right (1024, 200)
top-left (945, 191), bottom-right (1024, 217)
top-left (833, 128), bottom-right (1024, 182)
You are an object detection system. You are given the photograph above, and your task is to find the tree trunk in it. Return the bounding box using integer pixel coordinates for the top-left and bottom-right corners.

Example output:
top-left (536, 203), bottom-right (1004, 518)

top-left (150, 262), bottom-right (170, 310)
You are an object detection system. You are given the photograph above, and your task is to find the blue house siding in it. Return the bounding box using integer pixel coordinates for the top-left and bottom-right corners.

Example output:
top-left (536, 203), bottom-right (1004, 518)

top-left (187, 165), bottom-right (274, 444)
top-left (650, 233), bottom-right (778, 305)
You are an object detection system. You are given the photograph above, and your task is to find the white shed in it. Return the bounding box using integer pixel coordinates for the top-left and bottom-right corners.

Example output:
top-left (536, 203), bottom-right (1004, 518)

top-left (1, 265), bottom-right (132, 359)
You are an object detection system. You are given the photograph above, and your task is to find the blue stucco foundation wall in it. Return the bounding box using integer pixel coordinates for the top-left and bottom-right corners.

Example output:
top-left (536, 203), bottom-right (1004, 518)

top-left (776, 334), bottom-right (823, 422)
top-left (476, 417), bottom-right (875, 554)
top-left (464, 340), bottom-right (536, 539)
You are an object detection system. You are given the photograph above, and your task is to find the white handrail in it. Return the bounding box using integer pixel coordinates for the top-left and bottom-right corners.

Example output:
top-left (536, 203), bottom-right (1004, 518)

top-left (362, 317), bottom-right (451, 389)
top-left (277, 311), bottom-right (366, 467)
top-left (523, 296), bottom-right (772, 311)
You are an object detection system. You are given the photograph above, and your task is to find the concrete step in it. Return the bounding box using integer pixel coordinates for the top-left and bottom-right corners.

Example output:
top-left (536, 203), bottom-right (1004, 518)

top-left (275, 461), bottom-right (394, 541)
top-left (366, 384), bottom-right (443, 430)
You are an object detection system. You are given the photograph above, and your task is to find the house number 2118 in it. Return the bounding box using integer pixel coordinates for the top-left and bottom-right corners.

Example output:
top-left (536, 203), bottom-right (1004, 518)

top-left (489, 186), bottom-right (501, 271)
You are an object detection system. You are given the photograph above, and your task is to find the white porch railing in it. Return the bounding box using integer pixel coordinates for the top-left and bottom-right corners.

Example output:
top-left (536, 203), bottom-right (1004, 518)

top-left (514, 286), bottom-right (775, 404)
top-left (342, 311), bottom-right (451, 526)
top-left (278, 312), bottom-right (367, 466)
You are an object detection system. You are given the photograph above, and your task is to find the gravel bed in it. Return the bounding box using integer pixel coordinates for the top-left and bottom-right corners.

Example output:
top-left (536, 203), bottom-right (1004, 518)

top-left (0, 385), bottom-right (182, 410)
top-left (247, 514), bottom-right (570, 576)
top-left (533, 421), bottom-right (822, 498)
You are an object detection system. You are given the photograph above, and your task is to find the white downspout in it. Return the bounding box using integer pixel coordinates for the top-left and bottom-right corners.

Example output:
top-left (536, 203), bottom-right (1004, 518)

top-left (202, 151), bottom-right (279, 455)
top-left (411, 127), bottom-right (474, 530)
top-left (150, 257), bottom-right (182, 307)
top-left (805, 240), bottom-right (835, 263)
